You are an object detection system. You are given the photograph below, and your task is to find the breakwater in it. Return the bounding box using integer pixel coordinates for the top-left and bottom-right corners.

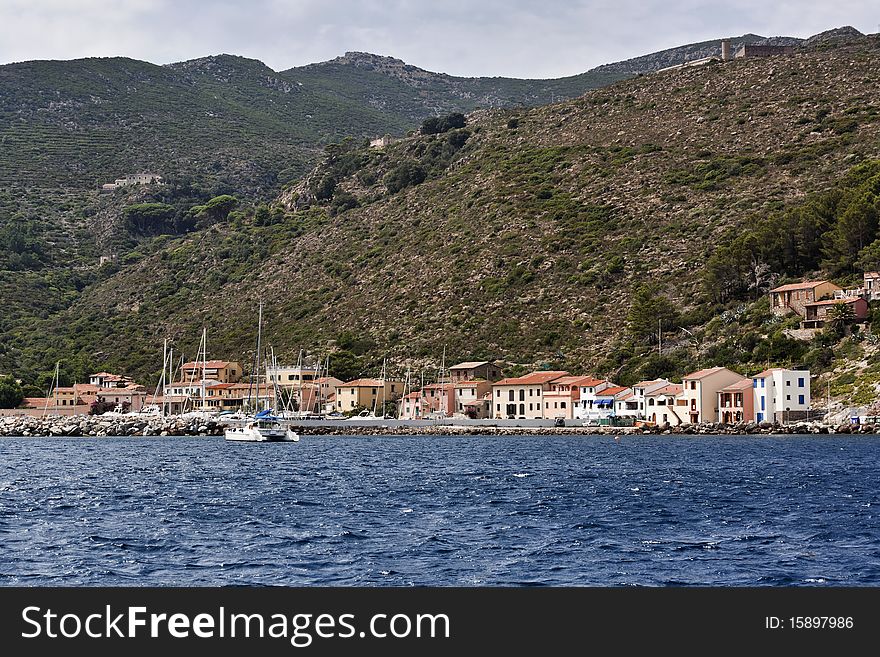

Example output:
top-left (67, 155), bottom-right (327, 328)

top-left (1, 414), bottom-right (878, 437)
top-left (0, 415), bottom-right (225, 437)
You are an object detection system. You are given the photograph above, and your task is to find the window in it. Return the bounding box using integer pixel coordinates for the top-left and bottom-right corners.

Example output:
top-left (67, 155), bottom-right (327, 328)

top-left (519, 404), bottom-right (525, 415)
top-left (529, 389), bottom-right (533, 397)
top-left (690, 381), bottom-right (696, 390)
top-left (537, 388), bottom-right (541, 396)
top-left (753, 379), bottom-right (757, 388)
top-left (761, 397), bottom-right (765, 410)
top-left (799, 395), bottom-right (805, 404)
top-left (509, 390), bottom-right (514, 402)
top-left (561, 402), bottom-right (566, 409)
top-left (529, 403), bottom-right (533, 411)
top-left (786, 395), bottom-right (791, 401)
top-left (798, 378), bottom-right (805, 387)
top-left (519, 390), bottom-right (525, 402)
top-left (648, 398), bottom-right (655, 406)
top-left (288, 374), bottom-right (295, 381)
top-left (554, 402), bottom-right (558, 409)
top-left (761, 379), bottom-right (765, 388)
top-left (786, 380), bottom-right (791, 386)
top-left (496, 404), bottom-right (501, 412)
top-left (663, 414), bottom-right (668, 423)
top-left (545, 402), bottom-right (549, 409)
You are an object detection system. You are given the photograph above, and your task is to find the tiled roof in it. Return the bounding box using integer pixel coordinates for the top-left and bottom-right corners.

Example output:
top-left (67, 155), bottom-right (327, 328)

top-left (493, 371), bottom-right (569, 386)
top-left (683, 367), bottom-right (731, 380)
top-left (340, 378), bottom-right (387, 387)
top-left (646, 383), bottom-right (683, 396)
top-left (719, 379), bottom-right (754, 392)
top-left (596, 386), bottom-right (629, 397)
top-left (449, 361), bottom-right (491, 370)
top-left (770, 280), bottom-right (836, 293)
top-left (805, 298), bottom-right (861, 307)
top-left (182, 360), bottom-right (233, 369)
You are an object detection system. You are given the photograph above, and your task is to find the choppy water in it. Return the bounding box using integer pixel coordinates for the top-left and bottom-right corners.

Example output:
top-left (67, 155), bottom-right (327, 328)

top-left (1, 434), bottom-right (878, 586)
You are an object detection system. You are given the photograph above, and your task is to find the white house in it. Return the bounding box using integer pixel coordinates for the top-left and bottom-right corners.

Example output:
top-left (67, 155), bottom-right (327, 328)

top-left (644, 383), bottom-right (685, 426)
top-left (628, 379), bottom-right (673, 419)
top-left (573, 378), bottom-right (611, 421)
top-left (752, 368), bottom-right (811, 423)
top-left (580, 385), bottom-right (628, 424)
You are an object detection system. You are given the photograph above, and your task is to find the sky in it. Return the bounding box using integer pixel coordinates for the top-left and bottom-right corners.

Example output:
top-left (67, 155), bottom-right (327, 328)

top-left (0, 0), bottom-right (876, 78)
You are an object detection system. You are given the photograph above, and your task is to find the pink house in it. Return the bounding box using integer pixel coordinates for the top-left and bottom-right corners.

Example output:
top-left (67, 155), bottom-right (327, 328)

top-left (717, 379), bottom-right (755, 423)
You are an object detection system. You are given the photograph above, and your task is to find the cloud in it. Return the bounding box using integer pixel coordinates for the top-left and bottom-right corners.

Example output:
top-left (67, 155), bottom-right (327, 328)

top-left (0, 0), bottom-right (875, 77)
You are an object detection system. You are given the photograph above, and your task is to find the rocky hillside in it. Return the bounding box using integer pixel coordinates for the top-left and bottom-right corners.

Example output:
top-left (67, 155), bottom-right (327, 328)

top-left (282, 52), bottom-right (627, 121)
top-left (591, 33), bottom-right (804, 74)
top-left (13, 33), bottom-right (880, 394)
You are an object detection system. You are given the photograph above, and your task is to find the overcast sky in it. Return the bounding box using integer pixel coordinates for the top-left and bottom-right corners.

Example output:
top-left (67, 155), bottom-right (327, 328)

top-left (0, 1), bottom-right (876, 78)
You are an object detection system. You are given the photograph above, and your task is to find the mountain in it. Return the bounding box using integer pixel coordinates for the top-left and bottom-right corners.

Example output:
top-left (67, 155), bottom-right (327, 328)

top-left (10, 32), bottom-right (879, 394)
top-left (281, 51), bottom-right (627, 122)
top-left (3, 28), bottom-right (877, 393)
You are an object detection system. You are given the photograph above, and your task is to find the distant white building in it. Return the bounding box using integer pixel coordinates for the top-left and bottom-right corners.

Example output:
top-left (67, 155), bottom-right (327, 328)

top-left (101, 173), bottom-right (164, 191)
top-left (752, 368), bottom-right (811, 423)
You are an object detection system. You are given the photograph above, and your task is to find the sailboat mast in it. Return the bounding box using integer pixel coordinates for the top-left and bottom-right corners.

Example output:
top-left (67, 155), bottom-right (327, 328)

top-left (256, 301), bottom-right (263, 411)
top-left (200, 328), bottom-right (207, 413)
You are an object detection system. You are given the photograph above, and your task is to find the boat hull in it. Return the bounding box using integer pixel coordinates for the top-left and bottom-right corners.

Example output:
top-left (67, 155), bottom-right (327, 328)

top-left (224, 427), bottom-right (300, 442)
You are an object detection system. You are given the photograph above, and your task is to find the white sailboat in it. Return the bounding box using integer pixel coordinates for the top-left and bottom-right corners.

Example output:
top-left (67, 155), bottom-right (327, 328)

top-left (224, 300), bottom-right (299, 443)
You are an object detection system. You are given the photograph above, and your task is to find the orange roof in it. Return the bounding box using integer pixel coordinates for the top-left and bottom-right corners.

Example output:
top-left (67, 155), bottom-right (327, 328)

top-left (340, 378), bottom-right (391, 387)
top-left (683, 367), bottom-right (731, 380)
top-left (719, 379), bottom-right (753, 392)
top-left (454, 380), bottom-right (486, 387)
top-left (494, 371), bottom-right (569, 386)
top-left (182, 360), bottom-right (233, 369)
top-left (403, 392), bottom-right (422, 400)
top-left (805, 298), bottom-right (861, 307)
top-left (549, 375), bottom-right (596, 386)
top-left (206, 383), bottom-right (235, 390)
top-left (770, 280), bottom-right (837, 293)
top-left (575, 377), bottom-right (606, 387)
top-left (646, 383), bottom-right (683, 396)
top-left (423, 382), bottom-right (455, 390)
top-left (596, 386), bottom-right (628, 397)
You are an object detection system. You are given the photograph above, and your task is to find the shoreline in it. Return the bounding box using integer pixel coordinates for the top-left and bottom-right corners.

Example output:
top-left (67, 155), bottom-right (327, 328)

top-left (1, 414), bottom-right (878, 437)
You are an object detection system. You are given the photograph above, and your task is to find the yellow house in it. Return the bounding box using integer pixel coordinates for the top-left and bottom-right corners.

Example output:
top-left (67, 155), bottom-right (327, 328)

top-left (181, 360), bottom-right (242, 383)
top-left (335, 379), bottom-right (405, 413)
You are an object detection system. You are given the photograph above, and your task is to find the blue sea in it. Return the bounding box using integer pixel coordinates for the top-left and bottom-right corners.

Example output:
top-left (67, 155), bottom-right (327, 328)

top-left (1, 434), bottom-right (878, 586)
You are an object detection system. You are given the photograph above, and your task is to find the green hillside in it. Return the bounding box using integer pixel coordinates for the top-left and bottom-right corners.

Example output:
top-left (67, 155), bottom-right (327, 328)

top-left (10, 36), bottom-right (880, 397)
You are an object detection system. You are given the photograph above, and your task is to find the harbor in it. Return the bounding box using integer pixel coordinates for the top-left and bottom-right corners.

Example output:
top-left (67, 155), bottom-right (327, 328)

top-left (1, 413), bottom-right (877, 437)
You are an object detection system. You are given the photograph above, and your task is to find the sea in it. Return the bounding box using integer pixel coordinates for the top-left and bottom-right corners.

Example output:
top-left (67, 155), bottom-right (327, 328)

top-left (1, 434), bottom-right (878, 586)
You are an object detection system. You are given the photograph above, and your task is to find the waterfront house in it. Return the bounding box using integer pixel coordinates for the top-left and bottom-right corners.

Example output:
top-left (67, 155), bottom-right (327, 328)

top-left (644, 383), bottom-right (685, 426)
top-left (398, 391), bottom-right (423, 420)
top-left (614, 390), bottom-right (642, 420)
top-left (581, 385), bottom-right (629, 424)
top-left (752, 368), bottom-right (811, 423)
top-left (461, 392), bottom-right (493, 419)
top-left (572, 378), bottom-right (613, 421)
top-left (680, 367), bottom-right (745, 424)
top-left (717, 379), bottom-right (755, 423)
top-left (769, 281), bottom-right (841, 317)
top-left (453, 380), bottom-right (493, 417)
top-left (449, 361), bottom-right (503, 383)
top-left (335, 379), bottom-right (404, 413)
top-left (543, 376), bottom-right (593, 420)
top-left (801, 297), bottom-right (868, 329)
top-left (267, 365), bottom-right (319, 387)
top-left (421, 382), bottom-right (456, 416)
top-left (491, 371), bottom-right (569, 419)
top-left (629, 379), bottom-right (673, 418)
top-left (181, 360), bottom-right (242, 384)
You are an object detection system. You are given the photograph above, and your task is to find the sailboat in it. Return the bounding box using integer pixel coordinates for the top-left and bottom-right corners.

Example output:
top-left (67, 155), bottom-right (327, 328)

top-left (224, 301), bottom-right (299, 443)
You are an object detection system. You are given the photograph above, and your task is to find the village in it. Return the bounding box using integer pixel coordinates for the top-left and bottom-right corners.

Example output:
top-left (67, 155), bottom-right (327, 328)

top-left (6, 271), bottom-right (880, 429)
top-left (6, 272), bottom-right (880, 429)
